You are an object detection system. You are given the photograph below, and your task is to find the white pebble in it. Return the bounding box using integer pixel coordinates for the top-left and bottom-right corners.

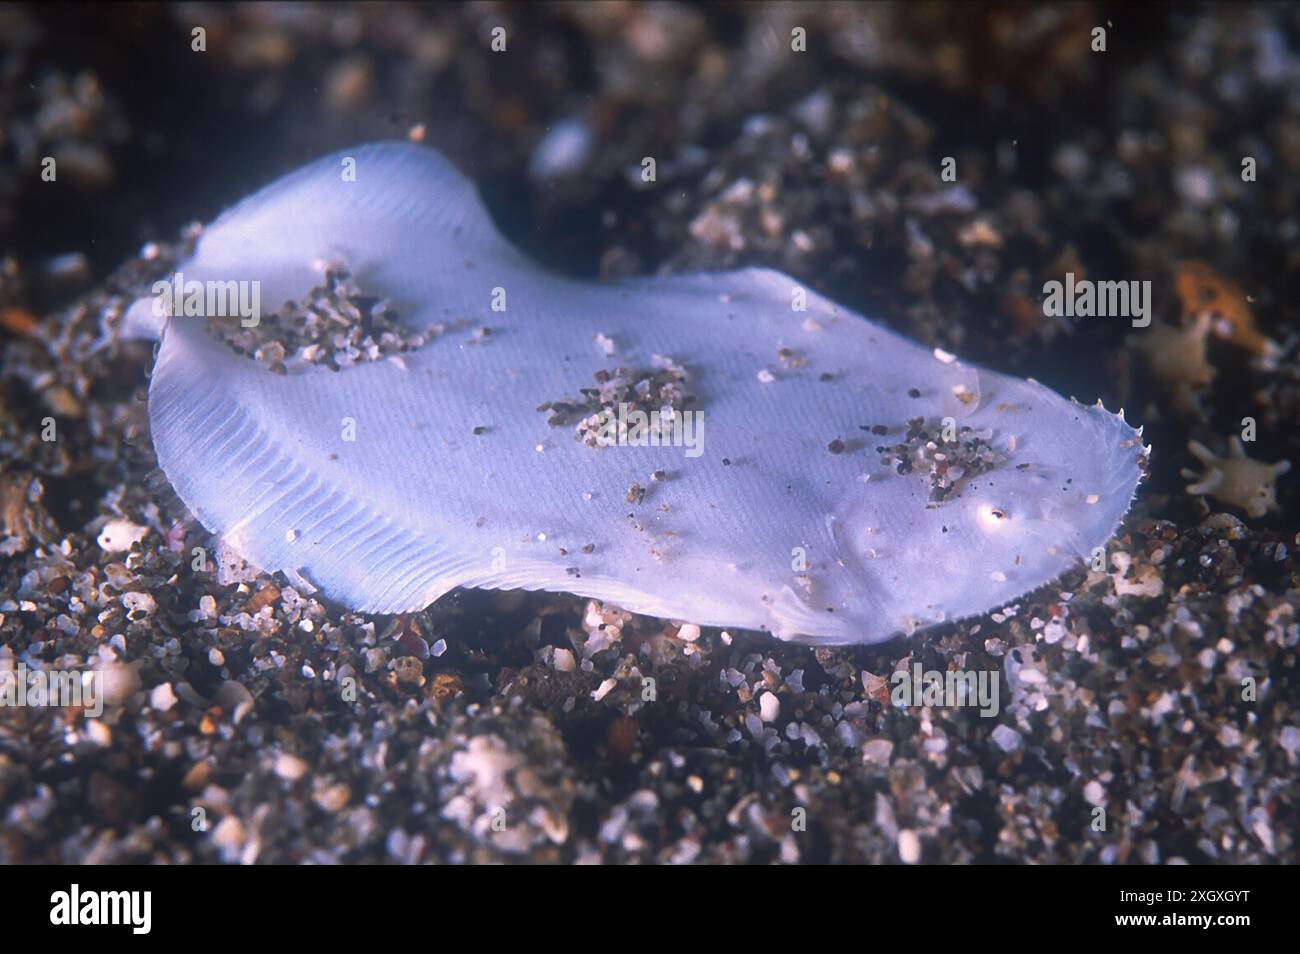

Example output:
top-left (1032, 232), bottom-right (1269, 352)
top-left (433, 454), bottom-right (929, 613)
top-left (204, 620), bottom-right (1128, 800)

top-left (98, 662), bottom-right (140, 706)
top-left (862, 738), bottom-right (894, 765)
top-left (97, 519), bottom-right (147, 553)
top-left (273, 753), bottom-right (309, 782)
top-left (1174, 165), bottom-right (1216, 206)
top-left (528, 117), bottom-right (592, 181)
top-left (898, 829), bottom-right (921, 864)
top-left (211, 816), bottom-right (245, 854)
top-left (991, 725), bottom-right (1022, 752)
top-left (85, 720), bottom-right (112, 746)
top-left (150, 682), bottom-right (178, 712)
top-left (121, 591), bottom-right (157, 617)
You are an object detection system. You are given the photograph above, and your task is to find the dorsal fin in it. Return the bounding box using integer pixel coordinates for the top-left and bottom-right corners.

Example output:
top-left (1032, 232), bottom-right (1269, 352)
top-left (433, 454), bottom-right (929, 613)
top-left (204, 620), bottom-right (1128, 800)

top-left (180, 142), bottom-right (530, 321)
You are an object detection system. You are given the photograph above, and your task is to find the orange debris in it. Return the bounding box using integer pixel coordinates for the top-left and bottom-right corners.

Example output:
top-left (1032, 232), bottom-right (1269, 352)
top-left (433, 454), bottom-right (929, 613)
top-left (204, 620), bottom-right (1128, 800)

top-left (1175, 261), bottom-right (1272, 356)
top-left (0, 306), bottom-right (38, 336)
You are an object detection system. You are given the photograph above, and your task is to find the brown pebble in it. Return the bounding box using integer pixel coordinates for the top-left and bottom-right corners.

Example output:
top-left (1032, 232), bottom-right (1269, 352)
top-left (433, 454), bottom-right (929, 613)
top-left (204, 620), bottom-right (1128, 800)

top-left (245, 584), bottom-right (280, 613)
top-left (606, 716), bottom-right (639, 762)
top-left (428, 672), bottom-right (463, 703)
top-left (88, 771), bottom-right (135, 826)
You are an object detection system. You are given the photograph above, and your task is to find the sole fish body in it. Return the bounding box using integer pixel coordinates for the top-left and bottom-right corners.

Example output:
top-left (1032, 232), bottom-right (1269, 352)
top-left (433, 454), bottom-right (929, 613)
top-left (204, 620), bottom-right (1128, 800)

top-left (133, 143), bottom-right (1146, 644)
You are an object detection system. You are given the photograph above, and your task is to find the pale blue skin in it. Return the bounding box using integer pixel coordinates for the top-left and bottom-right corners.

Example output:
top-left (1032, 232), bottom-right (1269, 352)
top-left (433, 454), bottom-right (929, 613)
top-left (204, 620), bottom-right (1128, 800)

top-left (124, 143), bottom-right (1146, 645)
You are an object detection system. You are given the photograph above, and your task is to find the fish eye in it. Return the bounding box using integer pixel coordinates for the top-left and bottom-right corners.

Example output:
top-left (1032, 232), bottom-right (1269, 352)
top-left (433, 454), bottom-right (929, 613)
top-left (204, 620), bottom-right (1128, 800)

top-left (977, 504), bottom-right (1010, 529)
